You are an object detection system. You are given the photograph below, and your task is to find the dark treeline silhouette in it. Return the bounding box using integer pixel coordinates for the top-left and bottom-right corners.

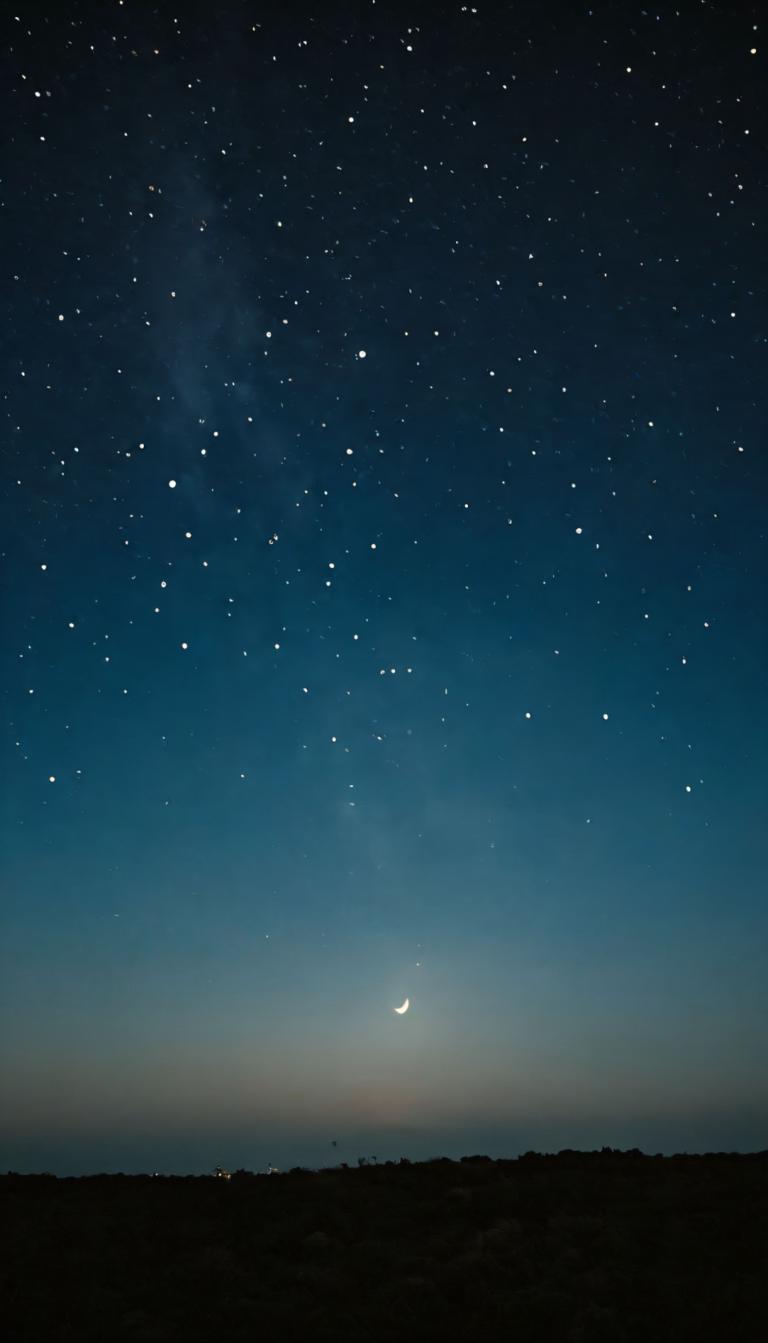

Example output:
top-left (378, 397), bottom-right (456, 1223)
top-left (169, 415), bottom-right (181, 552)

top-left (3, 1150), bottom-right (767, 1340)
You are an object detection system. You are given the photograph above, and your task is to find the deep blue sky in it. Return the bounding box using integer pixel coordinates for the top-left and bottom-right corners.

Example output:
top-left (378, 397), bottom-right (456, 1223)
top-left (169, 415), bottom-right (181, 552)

top-left (1, 1), bottom-right (766, 1175)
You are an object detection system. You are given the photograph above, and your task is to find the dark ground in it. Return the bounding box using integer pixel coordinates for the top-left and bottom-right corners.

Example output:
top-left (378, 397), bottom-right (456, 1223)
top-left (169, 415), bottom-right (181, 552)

top-left (3, 1150), bottom-right (767, 1342)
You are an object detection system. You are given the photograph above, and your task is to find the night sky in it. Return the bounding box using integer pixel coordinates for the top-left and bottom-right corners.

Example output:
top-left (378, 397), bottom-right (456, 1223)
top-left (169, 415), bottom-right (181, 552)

top-left (2, 2), bottom-right (766, 1176)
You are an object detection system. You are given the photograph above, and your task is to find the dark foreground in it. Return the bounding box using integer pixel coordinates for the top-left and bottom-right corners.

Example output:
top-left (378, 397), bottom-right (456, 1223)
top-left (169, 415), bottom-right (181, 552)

top-left (3, 1150), bottom-right (767, 1342)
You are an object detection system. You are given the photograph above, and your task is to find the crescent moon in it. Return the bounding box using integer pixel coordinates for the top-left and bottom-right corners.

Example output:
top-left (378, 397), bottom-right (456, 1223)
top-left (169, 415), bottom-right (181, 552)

top-left (394, 998), bottom-right (410, 1014)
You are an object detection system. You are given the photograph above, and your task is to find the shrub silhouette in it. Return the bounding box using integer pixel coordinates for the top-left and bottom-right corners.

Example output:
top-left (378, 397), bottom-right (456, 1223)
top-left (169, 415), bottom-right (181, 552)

top-left (2, 1151), bottom-right (767, 1342)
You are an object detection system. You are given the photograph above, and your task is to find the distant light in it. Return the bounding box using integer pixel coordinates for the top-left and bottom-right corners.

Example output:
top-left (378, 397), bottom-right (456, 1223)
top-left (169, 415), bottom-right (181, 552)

top-left (48, 775), bottom-right (56, 783)
top-left (168, 479), bottom-right (177, 488)
top-left (358, 350), bottom-right (367, 359)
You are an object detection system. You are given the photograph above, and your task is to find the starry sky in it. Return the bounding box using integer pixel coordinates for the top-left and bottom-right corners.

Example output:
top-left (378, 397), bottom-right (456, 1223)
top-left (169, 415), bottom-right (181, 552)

top-left (1, 1), bottom-right (766, 1175)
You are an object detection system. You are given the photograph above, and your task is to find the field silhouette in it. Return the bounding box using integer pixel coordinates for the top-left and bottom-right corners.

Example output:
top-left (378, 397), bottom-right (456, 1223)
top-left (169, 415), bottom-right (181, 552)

top-left (3, 1149), bottom-right (767, 1341)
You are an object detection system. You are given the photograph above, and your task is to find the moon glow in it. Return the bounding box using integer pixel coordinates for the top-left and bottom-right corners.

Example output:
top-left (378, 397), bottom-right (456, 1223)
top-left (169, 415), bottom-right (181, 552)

top-left (394, 998), bottom-right (410, 1014)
